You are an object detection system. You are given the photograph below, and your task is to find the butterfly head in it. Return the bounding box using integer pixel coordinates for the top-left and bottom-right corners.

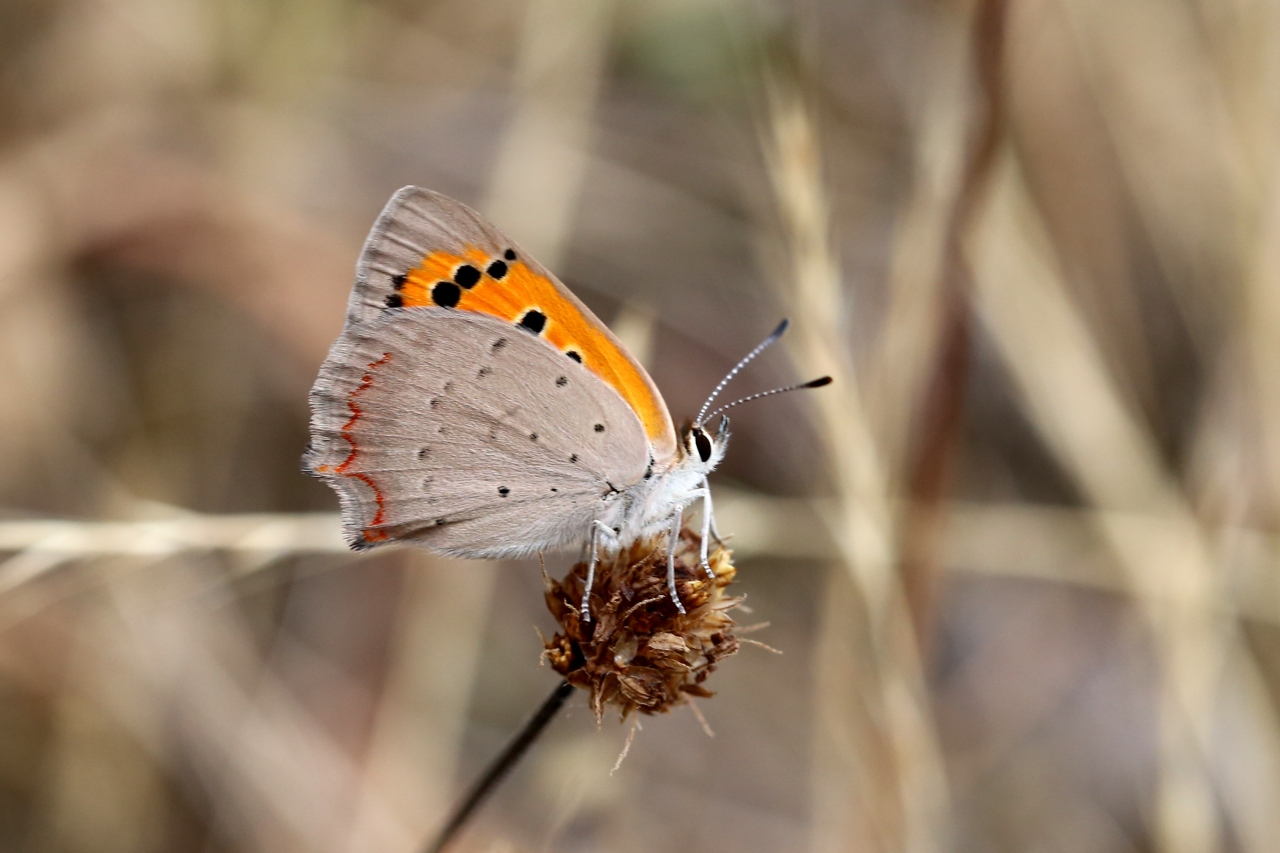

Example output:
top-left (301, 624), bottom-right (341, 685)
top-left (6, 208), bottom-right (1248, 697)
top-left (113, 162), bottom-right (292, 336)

top-left (677, 319), bottom-right (832, 478)
top-left (680, 416), bottom-right (730, 473)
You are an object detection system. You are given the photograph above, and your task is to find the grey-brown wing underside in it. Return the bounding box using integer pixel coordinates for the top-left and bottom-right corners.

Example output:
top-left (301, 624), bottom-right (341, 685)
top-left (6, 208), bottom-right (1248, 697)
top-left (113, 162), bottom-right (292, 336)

top-left (306, 308), bottom-right (651, 557)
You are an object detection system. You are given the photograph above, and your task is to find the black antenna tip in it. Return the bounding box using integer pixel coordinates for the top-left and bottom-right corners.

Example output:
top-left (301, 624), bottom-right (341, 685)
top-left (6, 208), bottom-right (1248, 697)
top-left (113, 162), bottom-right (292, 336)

top-left (804, 376), bottom-right (833, 389)
top-left (771, 318), bottom-right (790, 338)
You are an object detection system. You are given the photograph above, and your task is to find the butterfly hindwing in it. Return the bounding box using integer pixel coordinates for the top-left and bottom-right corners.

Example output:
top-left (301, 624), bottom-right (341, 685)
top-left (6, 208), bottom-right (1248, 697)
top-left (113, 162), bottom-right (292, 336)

top-left (349, 187), bottom-right (677, 465)
top-left (307, 309), bottom-right (650, 556)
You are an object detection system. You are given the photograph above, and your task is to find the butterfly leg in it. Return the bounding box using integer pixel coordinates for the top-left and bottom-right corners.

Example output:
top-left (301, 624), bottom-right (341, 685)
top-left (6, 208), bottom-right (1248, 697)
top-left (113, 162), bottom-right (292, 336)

top-left (692, 486), bottom-right (716, 579)
top-left (581, 520), bottom-right (619, 622)
top-left (667, 509), bottom-right (687, 614)
top-left (678, 487), bottom-right (715, 579)
top-left (703, 477), bottom-right (726, 547)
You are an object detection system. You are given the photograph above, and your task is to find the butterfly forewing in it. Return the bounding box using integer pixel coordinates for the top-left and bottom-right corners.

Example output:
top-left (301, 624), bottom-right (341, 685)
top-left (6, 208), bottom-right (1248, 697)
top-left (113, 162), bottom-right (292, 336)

top-left (348, 187), bottom-right (677, 465)
top-left (307, 309), bottom-right (650, 557)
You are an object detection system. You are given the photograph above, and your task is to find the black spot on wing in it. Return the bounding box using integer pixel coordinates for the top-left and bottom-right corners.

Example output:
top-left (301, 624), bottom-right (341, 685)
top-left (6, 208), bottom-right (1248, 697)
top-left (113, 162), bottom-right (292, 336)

top-left (518, 310), bottom-right (546, 334)
top-left (566, 350), bottom-right (582, 363)
top-left (594, 423), bottom-right (605, 433)
top-left (486, 260), bottom-right (508, 279)
top-left (391, 273), bottom-right (407, 290)
top-left (432, 281), bottom-right (461, 307)
top-left (454, 264), bottom-right (481, 289)
top-left (504, 248), bottom-right (517, 261)
top-left (384, 293), bottom-right (403, 308)
top-left (556, 376), bottom-right (568, 387)
top-left (498, 486), bottom-right (510, 497)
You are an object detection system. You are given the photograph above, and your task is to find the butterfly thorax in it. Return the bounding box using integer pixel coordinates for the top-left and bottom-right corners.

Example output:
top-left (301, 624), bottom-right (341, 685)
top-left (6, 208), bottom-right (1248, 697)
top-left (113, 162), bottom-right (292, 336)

top-left (595, 421), bottom-right (727, 549)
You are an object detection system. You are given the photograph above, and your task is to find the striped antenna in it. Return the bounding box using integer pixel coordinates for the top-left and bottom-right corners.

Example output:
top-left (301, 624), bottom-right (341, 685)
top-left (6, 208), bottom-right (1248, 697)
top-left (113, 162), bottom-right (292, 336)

top-left (694, 319), bottom-right (790, 426)
top-left (702, 376), bottom-right (832, 423)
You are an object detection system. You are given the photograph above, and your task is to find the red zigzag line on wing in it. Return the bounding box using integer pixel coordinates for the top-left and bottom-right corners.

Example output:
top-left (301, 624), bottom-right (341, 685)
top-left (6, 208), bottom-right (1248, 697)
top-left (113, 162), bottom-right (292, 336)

top-left (336, 352), bottom-right (393, 542)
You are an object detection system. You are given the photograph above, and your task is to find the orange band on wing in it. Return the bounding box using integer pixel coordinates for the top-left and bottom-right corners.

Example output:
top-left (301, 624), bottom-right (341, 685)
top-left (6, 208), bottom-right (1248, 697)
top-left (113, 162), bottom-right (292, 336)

top-left (398, 247), bottom-right (671, 449)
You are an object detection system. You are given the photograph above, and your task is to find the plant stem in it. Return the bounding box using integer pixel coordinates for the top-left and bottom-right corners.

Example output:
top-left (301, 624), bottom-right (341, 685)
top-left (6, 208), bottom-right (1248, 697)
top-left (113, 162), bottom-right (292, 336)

top-left (424, 680), bottom-right (575, 853)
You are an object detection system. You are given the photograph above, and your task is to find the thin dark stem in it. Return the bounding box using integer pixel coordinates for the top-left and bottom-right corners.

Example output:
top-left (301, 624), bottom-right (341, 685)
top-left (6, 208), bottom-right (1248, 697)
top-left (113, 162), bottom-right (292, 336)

top-left (423, 680), bottom-right (575, 853)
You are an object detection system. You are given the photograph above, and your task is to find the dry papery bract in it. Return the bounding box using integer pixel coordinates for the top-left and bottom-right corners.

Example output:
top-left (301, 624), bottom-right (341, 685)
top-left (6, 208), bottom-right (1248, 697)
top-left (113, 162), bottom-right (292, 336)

top-left (543, 528), bottom-right (743, 722)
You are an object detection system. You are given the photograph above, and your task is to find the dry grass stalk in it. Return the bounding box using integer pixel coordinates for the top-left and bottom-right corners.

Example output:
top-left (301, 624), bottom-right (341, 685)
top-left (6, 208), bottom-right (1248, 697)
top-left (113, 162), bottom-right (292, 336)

top-left (762, 66), bottom-right (950, 853)
top-left (967, 153), bottom-right (1269, 853)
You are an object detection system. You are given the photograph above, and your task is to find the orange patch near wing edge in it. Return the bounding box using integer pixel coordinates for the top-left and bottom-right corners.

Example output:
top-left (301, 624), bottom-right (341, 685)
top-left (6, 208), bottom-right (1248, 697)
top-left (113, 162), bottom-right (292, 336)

top-left (400, 246), bottom-right (671, 449)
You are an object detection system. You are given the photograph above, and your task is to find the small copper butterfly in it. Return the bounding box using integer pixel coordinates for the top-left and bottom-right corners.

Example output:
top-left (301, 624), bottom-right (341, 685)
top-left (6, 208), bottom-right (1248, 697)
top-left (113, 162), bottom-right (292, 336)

top-left (305, 188), bottom-right (829, 618)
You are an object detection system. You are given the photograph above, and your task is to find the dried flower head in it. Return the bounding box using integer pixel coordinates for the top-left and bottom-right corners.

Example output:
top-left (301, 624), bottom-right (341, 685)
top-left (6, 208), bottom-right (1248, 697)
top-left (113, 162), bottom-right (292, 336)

top-left (542, 527), bottom-right (742, 721)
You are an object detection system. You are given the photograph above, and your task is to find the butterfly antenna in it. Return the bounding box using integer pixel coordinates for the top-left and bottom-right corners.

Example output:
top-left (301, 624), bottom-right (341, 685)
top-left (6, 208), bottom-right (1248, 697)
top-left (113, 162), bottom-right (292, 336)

top-left (695, 319), bottom-right (790, 426)
top-left (702, 376), bottom-right (832, 423)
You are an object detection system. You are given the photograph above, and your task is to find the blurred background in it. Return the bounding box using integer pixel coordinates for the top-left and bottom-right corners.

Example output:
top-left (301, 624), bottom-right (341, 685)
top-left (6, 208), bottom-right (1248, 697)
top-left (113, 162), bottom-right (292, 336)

top-left (1, 0), bottom-right (1278, 851)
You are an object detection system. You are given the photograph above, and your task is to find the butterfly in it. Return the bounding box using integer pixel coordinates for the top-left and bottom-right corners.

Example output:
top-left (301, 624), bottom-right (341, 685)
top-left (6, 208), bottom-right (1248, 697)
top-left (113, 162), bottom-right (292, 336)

top-left (305, 187), bottom-right (829, 618)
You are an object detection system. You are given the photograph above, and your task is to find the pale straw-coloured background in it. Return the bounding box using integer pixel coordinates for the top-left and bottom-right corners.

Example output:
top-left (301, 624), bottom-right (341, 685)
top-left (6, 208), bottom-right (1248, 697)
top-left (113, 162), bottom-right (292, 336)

top-left (1, 1), bottom-right (1278, 851)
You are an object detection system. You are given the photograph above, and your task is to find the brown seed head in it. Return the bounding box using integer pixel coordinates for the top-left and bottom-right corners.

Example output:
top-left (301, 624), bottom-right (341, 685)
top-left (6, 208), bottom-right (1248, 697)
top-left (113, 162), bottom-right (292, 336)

top-left (543, 527), bottom-right (741, 722)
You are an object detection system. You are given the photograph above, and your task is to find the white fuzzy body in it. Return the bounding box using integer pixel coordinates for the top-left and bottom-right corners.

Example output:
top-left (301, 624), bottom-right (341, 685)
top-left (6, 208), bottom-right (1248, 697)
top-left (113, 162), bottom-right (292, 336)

top-left (595, 449), bottom-right (720, 549)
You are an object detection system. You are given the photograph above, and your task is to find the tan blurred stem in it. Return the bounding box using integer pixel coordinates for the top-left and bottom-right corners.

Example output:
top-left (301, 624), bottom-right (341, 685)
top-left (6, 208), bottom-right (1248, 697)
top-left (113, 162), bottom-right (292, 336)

top-left (897, 0), bottom-right (1008, 651)
top-left (44, 557), bottom-right (420, 853)
top-left (342, 553), bottom-right (503, 853)
top-left (12, 497), bottom-right (1280, 624)
top-left (1241, 79), bottom-right (1280, 527)
top-left (482, 0), bottom-right (616, 268)
top-left (762, 70), bottom-right (949, 853)
top-left (967, 153), bottom-right (1276, 853)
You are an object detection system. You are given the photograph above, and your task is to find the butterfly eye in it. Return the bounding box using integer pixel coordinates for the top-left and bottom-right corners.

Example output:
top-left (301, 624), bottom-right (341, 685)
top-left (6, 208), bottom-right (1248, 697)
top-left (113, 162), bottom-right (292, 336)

top-left (694, 429), bottom-right (713, 463)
